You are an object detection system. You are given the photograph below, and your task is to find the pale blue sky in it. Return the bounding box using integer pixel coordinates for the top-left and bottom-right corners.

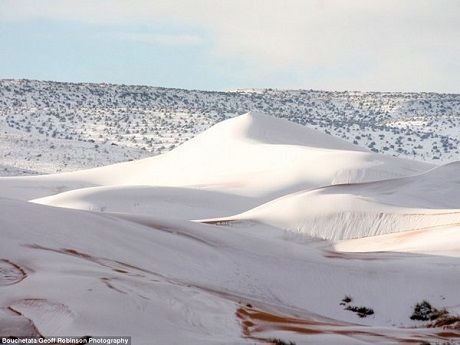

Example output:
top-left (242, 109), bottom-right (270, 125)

top-left (1, 0), bottom-right (459, 92)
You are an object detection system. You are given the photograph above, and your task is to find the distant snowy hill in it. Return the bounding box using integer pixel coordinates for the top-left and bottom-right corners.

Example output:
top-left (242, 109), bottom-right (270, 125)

top-left (0, 79), bottom-right (459, 175)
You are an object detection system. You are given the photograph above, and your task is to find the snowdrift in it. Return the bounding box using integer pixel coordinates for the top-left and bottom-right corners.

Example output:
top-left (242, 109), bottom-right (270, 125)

top-left (212, 162), bottom-right (460, 240)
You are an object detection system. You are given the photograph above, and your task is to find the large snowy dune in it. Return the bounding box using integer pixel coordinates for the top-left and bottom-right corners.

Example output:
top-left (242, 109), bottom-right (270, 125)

top-left (31, 112), bottom-right (431, 219)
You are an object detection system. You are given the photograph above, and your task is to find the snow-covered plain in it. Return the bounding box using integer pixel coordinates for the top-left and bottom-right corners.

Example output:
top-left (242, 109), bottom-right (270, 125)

top-left (1, 111), bottom-right (460, 344)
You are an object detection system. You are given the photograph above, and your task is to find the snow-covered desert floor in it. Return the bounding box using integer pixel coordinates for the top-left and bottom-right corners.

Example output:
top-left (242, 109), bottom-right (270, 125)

top-left (1, 111), bottom-right (460, 344)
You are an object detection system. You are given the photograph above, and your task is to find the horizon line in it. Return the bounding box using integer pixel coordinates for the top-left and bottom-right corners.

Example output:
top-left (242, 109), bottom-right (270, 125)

top-left (1, 77), bottom-right (459, 96)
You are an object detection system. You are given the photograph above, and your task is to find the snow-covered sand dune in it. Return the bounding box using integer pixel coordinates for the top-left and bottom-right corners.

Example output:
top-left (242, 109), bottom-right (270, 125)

top-left (30, 113), bottom-right (430, 218)
top-left (211, 161), bottom-right (460, 240)
top-left (3, 112), bottom-right (432, 202)
top-left (2, 197), bottom-right (460, 344)
top-left (1, 112), bottom-right (460, 344)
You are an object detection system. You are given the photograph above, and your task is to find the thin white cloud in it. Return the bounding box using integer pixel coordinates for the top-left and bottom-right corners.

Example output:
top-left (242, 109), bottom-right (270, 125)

top-left (1, 0), bottom-right (459, 92)
top-left (117, 33), bottom-right (203, 46)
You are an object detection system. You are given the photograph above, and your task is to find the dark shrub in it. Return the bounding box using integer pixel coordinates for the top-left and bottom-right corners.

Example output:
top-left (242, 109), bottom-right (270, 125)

top-left (270, 338), bottom-right (296, 345)
top-left (345, 305), bottom-right (375, 318)
top-left (410, 300), bottom-right (448, 321)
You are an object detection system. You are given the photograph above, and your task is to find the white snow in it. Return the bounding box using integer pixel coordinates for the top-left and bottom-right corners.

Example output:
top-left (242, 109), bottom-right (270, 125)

top-left (212, 161), bottom-right (460, 240)
top-left (1, 79), bottom-right (460, 176)
top-left (3, 112), bottom-right (432, 202)
top-left (1, 111), bottom-right (460, 345)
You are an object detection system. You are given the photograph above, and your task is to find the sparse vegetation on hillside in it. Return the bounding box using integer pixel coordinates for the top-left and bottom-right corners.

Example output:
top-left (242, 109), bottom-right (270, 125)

top-left (1, 79), bottom-right (460, 175)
